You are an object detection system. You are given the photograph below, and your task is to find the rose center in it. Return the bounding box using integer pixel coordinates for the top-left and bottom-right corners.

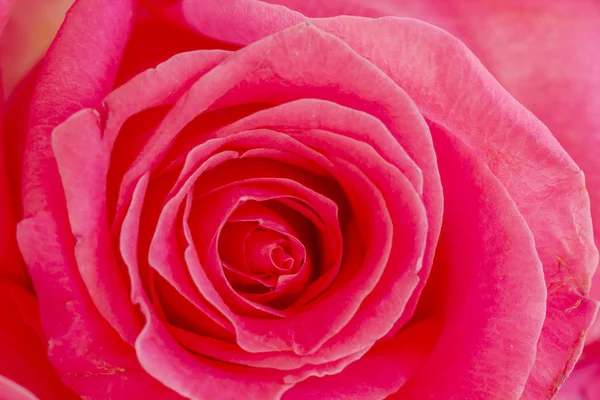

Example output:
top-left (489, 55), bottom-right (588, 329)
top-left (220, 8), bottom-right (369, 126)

top-left (217, 201), bottom-right (310, 298)
top-left (243, 227), bottom-right (301, 283)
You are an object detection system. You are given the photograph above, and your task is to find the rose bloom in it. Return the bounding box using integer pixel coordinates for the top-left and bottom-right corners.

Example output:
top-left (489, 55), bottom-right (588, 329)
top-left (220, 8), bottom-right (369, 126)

top-left (1, 1), bottom-right (598, 400)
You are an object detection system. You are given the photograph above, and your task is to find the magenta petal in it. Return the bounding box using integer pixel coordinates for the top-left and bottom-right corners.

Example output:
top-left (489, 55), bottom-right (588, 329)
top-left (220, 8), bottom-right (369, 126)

top-left (150, 0), bottom-right (305, 44)
top-left (282, 318), bottom-right (440, 400)
top-left (152, 130), bottom-right (342, 321)
top-left (23, 0), bottom-right (135, 218)
top-left (103, 49), bottom-right (230, 147)
top-left (187, 176), bottom-right (339, 321)
top-left (184, 186), bottom-right (289, 318)
top-left (0, 279), bottom-right (77, 400)
top-left (219, 206), bottom-right (312, 306)
top-left (152, 124), bottom-right (398, 356)
top-left (176, 127), bottom-right (421, 357)
top-left (104, 49), bottom-right (230, 225)
top-left (392, 128), bottom-right (547, 398)
top-left (217, 99), bottom-right (424, 197)
top-left (149, 151), bottom-right (241, 325)
top-left (16, 213), bottom-right (181, 399)
top-left (52, 108), bottom-right (142, 343)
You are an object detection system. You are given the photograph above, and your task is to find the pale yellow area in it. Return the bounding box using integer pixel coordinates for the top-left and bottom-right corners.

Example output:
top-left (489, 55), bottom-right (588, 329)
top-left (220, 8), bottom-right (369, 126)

top-left (0, 0), bottom-right (75, 98)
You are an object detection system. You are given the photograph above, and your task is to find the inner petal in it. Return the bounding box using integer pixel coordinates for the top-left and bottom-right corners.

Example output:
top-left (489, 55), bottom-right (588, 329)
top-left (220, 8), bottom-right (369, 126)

top-left (189, 177), bottom-right (336, 317)
top-left (218, 199), bottom-right (311, 302)
top-left (245, 228), bottom-right (289, 275)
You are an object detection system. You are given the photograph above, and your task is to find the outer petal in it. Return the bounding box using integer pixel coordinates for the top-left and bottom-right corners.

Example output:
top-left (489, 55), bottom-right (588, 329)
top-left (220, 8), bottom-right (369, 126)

top-left (145, 0), bottom-right (305, 44)
top-left (260, 0), bottom-right (444, 19)
top-left (52, 109), bottom-right (142, 343)
top-left (434, 1), bottom-right (600, 351)
top-left (23, 0), bottom-right (136, 218)
top-left (0, 279), bottom-right (77, 400)
top-left (16, 214), bottom-right (183, 399)
top-left (393, 126), bottom-right (547, 398)
top-left (15, 1), bottom-right (176, 396)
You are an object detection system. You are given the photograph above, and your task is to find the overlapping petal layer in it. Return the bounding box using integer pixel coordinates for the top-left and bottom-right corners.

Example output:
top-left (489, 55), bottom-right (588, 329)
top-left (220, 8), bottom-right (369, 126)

top-left (9, 1), bottom-right (597, 399)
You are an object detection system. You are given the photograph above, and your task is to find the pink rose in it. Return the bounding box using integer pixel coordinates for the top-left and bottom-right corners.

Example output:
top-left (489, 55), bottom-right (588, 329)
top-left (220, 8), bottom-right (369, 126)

top-left (2, 1), bottom-right (598, 399)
